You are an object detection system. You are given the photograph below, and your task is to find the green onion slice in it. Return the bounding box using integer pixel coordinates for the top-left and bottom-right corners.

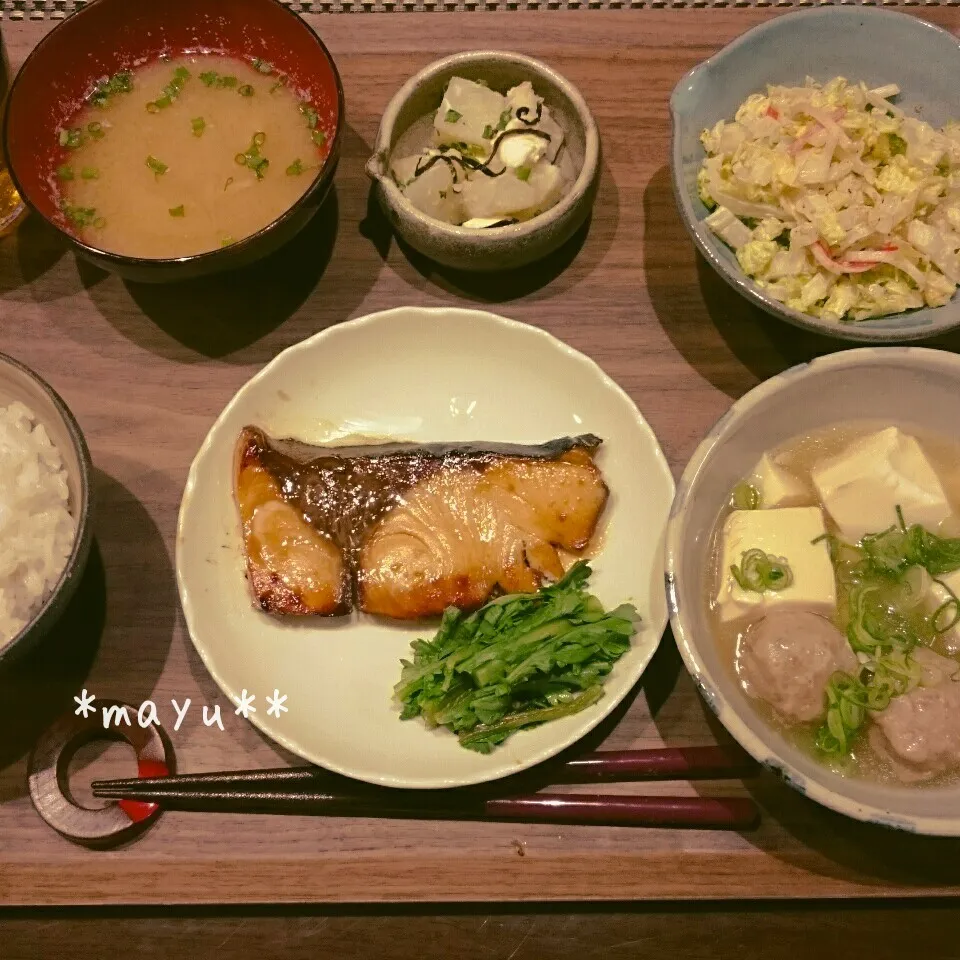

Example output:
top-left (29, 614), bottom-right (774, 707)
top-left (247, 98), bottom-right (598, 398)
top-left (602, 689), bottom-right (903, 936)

top-left (238, 84), bottom-right (255, 97)
top-left (730, 548), bottom-right (793, 594)
top-left (253, 58), bottom-right (273, 74)
top-left (168, 205), bottom-right (185, 217)
top-left (515, 165), bottom-right (531, 181)
top-left (191, 116), bottom-right (206, 137)
top-left (56, 165), bottom-right (74, 181)
top-left (146, 155), bottom-right (168, 175)
top-left (444, 108), bottom-right (462, 123)
top-left (300, 104), bottom-right (319, 129)
top-left (59, 128), bottom-right (84, 149)
top-left (286, 158), bottom-right (305, 176)
top-left (81, 167), bottom-right (99, 180)
top-left (731, 481), bottom-right (762, 510)
top-left (312, 130), bottom-right (326, 148)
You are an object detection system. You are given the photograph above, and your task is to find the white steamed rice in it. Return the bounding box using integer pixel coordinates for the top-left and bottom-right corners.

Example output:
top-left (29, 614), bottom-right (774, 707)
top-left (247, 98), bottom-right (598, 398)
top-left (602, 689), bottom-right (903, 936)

top-left (0, 400), bottom-right (76, 643)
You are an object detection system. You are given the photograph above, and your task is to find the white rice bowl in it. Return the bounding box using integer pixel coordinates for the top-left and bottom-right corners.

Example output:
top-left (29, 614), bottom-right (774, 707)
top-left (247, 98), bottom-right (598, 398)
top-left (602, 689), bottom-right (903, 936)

top-left (0, 400), bottom-right (76, 642)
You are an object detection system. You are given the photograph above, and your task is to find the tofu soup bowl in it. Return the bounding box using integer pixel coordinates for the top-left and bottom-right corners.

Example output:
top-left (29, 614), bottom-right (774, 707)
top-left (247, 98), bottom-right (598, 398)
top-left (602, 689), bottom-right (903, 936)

top-left (666, 348), bottom-right (960, 835)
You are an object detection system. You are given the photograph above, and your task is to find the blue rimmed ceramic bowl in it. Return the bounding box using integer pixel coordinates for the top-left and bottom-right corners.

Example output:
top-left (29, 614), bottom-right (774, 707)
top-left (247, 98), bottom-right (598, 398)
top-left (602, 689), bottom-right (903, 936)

top-left (666, 347), bottom-right (960, 835)
top-left (670, 9), bottom-right (960, 343)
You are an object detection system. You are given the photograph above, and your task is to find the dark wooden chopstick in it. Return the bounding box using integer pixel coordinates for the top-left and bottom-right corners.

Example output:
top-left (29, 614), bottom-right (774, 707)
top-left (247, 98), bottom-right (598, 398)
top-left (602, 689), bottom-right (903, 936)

top-left (93, 745), bottom-right (759, 794)
top-left (92, 784), bottom-right (758, 829)
top-left (91, 745), bottom-right (761, 830)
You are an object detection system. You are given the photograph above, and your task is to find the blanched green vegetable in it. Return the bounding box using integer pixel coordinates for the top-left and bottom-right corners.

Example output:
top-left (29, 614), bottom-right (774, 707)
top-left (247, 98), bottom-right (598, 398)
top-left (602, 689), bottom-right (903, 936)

top-left (395, 562), bottom-right (637, 753)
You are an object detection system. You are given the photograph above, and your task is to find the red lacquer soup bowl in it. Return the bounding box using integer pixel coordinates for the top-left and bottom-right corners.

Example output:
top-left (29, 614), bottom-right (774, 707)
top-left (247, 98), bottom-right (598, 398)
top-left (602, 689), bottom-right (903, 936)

top-left (3, 0), bottom-right (344, 282)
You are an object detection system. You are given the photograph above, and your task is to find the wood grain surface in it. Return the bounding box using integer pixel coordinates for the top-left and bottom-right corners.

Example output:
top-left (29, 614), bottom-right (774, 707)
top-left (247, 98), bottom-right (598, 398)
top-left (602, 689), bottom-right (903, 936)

top-left (3, 8), bottom-right (960, 907)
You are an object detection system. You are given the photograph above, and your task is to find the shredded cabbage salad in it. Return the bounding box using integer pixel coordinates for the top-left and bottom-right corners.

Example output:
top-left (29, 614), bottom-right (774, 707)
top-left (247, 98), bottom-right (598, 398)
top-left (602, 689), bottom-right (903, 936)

top-left (698, 77), bottom-right (960, 322)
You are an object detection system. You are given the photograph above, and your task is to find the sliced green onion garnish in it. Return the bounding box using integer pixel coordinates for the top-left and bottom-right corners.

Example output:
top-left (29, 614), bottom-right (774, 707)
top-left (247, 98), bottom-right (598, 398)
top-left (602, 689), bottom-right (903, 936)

top-left (236, 133), bottom-right (269, 179)
top-left (444, 108), bottom-right (462, 123)
top-left (90, 70), bottom-right (133, 107)
top-left (730, 548), bottom-right (793, 594)
top-left (286, 158), bottom-right (304, 176)
top-left (731, 481), bottom-right (762, 510)
top-left (815, 671), bottom-right (868, 755)
top-left (515, 165), bottom-right (531, 181)
top-left (59, 128), bottom-right (83, 149)
top-left (87, 121), bottom-right (105, 140)
top-left (168, 205), bottom-right (185, 217)
top-left (61, 203), bottom-right (99, 227)
top-left (312, 130), bottom-right (326, 148)
top-left (300, 104), bottom-right (319, 129)
top-left (56, 165), bottom-right (74, 181)
top-left (238, 84), bottom-right (255, 97)
top-left (482, 124), bottom-right (494, 140)
top-left (199, 71), bottom-right (218, 87)
top-left (146, 155), bottom-right (168, 175)
top-left (219, 75), bottom-right (238, 88)
top-left (932, 579), bottom-right (960, 633)
top-left (81, 167), bottom-right (99, 180)
top-left (146, 101), bottom-right (161, 114)
top-left (252, 58), bottom-right (273, 74)
top-left (191, 116), bottom-right (206, 137)
top-left (221, 236), bottom-right (235, 246)
top-left (154, 94), bottom-right (172, 109)
top-left (269, 79), bottom-right (285, 94)
top-left (497, 108), bottom-right (512, 132)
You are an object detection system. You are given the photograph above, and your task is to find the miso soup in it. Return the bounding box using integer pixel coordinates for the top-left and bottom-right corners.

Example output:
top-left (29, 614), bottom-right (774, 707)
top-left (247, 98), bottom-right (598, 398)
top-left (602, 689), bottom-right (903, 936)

top-left (54, 55), bottom-right (331, 258)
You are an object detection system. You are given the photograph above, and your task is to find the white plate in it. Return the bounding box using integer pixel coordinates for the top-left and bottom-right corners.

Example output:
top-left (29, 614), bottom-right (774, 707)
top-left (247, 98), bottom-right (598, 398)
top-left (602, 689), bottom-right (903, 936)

top-left (176, 306), bottom-right (675, 788)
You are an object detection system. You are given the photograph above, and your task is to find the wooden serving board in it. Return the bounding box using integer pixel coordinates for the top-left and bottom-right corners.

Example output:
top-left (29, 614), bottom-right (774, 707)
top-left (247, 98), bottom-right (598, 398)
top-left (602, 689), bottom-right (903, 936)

top-left (3, 8), bottom-right (960, 906)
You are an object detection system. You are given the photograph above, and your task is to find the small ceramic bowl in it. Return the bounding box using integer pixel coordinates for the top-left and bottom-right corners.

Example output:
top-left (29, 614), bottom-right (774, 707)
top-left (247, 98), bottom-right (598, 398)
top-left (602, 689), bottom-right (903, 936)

top-left (670, 8), bottom-right (960, 343)
top-left (367, 51), bottom-right (600, 272)
top-left (666, 347), bottom-right (960, 835)
top-left (0, 353), bottom-right (93, 666)
top-left (3, 0), bottom-right (344, 284)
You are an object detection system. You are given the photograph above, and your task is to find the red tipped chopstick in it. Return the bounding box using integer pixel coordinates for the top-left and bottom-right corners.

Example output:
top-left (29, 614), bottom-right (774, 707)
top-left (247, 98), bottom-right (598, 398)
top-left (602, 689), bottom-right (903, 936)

top-left (92, 745), bottom-right (761, 830)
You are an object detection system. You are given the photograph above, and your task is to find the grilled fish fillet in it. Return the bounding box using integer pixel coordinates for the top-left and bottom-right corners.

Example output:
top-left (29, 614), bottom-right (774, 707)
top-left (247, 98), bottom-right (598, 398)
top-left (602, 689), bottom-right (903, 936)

top-left (234, 427), bottom-right (609, 620)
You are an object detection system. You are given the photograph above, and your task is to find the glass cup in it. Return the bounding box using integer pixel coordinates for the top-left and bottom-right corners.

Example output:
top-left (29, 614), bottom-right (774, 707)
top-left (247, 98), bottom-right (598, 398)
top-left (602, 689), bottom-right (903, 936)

top-left (0, 27), bottom-right (28, 236)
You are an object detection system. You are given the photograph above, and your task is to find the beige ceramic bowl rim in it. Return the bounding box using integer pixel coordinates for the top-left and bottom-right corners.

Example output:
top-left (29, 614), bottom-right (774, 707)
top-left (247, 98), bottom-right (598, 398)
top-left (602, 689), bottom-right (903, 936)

top-left (665, 346), bottom-right (960, 836)
top-left (369, 49), bottom-right (600, 241)
top-left (0, 350), bottom-right (93, 661)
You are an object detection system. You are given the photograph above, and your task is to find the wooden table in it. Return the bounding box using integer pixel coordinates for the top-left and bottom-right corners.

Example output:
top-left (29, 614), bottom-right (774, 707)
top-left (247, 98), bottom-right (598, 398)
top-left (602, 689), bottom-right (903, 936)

top-left (3, 4), bottom-right (960, 935)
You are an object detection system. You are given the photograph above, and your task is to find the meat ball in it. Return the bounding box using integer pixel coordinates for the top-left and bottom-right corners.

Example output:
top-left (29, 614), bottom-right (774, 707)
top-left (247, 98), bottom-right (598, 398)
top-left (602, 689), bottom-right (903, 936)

top-left (737, 610), bottom-right (858, 722)
top-left (871, 674), bottom-right (960, 779)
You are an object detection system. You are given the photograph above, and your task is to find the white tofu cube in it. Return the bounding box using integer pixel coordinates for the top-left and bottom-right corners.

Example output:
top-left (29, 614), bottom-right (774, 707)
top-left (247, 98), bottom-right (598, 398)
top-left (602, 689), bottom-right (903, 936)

top-left (715, 507), bottom-right (836, 624)
top-left (811, 428), bottom-right (951, 544)
top-left (749, 454), bottom-right (809, 508)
